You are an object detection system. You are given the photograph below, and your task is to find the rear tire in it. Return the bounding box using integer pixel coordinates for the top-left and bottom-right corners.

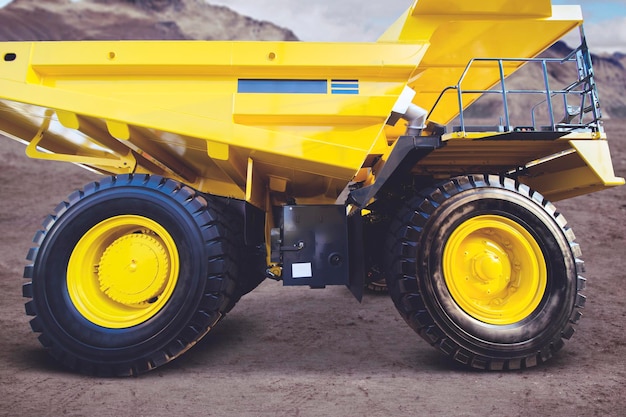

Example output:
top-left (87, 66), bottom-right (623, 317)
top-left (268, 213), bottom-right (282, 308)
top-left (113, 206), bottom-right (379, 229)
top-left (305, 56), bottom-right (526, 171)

top-left (363, 208), bottom-right (392, 295)
top-left (386, 175), bottom-right (585, 370)
top-left (212, 196), bottom-right (266, 312)
top-left (23, 174), bottom-right (238, 376)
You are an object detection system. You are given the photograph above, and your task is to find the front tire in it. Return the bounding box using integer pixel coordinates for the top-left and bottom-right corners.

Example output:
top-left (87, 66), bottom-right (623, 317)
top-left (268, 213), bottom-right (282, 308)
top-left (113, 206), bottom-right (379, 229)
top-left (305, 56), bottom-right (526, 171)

top-left (386, 175), bottom-right (586, 370)
top-left (23, 174), bottom-right (238, 376)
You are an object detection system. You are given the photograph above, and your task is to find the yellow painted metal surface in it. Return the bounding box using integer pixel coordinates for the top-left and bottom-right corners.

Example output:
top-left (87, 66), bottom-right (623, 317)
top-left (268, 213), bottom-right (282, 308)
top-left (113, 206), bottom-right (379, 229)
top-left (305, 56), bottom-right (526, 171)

top-left (67, 215), bottom-right (179, 329)
top-left (520, 139), bottom-right (625, 201)
top-left (0, 41), bottom-right (427, 203)
top-left (443, 215), bottom-right (547, 325)
top-left (380, 0), bottom-right (583, 124)
top-left (0, 0), bottom-right (622, 208)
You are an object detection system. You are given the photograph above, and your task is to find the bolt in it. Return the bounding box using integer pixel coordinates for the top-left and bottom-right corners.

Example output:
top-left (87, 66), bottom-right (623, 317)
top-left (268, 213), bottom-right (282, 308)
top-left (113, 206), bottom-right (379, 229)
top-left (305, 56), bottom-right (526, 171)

top-left (329, 253), bottom-right (342, 266)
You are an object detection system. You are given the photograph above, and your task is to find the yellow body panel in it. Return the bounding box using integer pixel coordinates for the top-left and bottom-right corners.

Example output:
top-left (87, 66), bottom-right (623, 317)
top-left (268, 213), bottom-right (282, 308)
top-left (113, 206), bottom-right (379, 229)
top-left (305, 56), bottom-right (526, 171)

top-left (380, 2), bottom-right (583, 124)
top-left (0, 41), bottom-right (427, 203)
top-left (0, 0), bottom-right (622, 208)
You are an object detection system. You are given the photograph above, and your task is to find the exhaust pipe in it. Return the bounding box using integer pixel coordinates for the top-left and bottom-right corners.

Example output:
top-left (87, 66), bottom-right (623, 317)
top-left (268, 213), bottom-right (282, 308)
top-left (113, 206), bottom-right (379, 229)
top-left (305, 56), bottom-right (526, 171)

top-left (387, 86), bottom-right (427, 136)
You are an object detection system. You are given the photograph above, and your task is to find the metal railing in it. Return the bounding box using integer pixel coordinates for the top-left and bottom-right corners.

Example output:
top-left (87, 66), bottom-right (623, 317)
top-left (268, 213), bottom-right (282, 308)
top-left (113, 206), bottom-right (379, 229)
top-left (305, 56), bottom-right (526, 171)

top-left (427, 28), bottom-right (602, 133)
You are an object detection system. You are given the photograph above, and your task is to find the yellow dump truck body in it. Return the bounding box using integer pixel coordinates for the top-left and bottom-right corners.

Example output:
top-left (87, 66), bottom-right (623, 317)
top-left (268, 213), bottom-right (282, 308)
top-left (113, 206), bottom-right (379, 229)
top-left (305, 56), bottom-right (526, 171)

top-left (1, 41), bottom-right (427, 204)
top-left (0, 0), bottom-right (621, 209)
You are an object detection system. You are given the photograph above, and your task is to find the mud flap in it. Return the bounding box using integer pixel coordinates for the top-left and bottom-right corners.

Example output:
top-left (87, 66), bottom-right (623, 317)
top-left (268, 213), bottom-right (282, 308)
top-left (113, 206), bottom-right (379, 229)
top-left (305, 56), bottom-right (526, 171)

top-left (347, 212), bottom-right (365, 302)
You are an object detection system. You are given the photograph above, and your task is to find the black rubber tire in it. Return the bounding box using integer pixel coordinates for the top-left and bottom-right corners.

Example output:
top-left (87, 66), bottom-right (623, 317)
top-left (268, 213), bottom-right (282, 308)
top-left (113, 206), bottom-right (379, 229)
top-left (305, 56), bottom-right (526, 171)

top-left (23, 174), bottom-right (239, 376)
top-left (210, 196), bottom-right (266, 312)
top-left (363, 208), bottom-right (393, 295)
top-left (385, 174), bottom-right (586, 370)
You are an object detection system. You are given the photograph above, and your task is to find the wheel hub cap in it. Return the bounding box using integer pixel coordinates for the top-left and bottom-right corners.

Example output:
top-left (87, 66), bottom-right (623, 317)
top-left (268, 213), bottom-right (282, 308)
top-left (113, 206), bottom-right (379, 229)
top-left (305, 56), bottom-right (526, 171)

top-left (443, 215), bottom-right (547, 325)
top-left (67, 215), bottom-right (179, 329)
top-left (98, 234), bottom-right (169, 305)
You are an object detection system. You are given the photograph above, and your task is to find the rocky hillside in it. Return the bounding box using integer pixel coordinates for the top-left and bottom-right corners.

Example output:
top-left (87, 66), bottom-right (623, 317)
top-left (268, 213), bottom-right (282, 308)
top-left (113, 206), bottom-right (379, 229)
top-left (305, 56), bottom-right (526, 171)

top-left (551, 42), bottom-right (626, 119)
top-left (0, 0), bottom-right (297, 41)
top-left (0, 0), bottom-right (623, 117)
top-left (589, 50), bottom-right (626, 118)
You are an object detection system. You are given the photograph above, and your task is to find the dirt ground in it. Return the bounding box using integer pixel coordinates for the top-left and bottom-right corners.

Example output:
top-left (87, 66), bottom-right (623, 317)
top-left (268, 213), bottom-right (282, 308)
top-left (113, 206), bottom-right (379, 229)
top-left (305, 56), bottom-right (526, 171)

top-left (0, 120), bottom-right (625, 417)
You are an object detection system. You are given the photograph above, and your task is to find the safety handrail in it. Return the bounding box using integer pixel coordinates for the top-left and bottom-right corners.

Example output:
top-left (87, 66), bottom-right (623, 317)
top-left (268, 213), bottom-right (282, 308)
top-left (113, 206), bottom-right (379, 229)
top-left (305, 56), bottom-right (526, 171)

top-left (427, 27), bottom-right (602, 134)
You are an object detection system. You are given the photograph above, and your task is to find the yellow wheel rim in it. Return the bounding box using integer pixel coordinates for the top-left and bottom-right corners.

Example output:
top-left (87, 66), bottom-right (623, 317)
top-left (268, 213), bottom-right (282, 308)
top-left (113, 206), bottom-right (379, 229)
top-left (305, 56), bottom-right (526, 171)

top-left (443, 215), bottom-right (547, 325)
top-left (67, 215), bottom-right (179, 328)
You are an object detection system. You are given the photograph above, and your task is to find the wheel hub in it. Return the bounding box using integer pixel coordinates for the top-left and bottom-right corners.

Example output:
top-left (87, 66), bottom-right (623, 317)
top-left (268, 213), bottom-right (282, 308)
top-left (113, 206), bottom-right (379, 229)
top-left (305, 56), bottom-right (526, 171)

top-left (465, 238), bottom-right (512, 301)
top-left (67, 215), bottom-right (180, 328)
top-left (444, 215), bottom-right (547, 325)
top-left (98, 233), bottom-right (169, 306)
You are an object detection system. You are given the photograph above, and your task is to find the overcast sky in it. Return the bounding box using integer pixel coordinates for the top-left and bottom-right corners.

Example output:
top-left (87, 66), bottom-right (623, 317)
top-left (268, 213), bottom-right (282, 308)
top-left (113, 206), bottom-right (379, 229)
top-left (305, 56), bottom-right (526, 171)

top-left (0, 0), bottom-right (624, 52)
top-left (208, 0), bottom-right (626, 53)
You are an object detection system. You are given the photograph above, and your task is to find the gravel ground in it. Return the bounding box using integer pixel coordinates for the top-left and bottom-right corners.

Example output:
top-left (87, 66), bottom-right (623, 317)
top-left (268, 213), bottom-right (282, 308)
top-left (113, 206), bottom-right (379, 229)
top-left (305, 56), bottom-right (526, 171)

top-left (0, 121), bottom-right (624, 417)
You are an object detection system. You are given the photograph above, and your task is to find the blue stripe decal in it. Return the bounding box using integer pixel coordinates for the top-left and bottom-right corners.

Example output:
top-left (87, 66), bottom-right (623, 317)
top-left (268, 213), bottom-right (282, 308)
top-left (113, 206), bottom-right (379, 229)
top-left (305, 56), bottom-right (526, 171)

top-left (331, 79), bottom-right (359, 95)
top-left (331, 83), bottom-right (358, 89)
top-left (238, 79), bottom-right (360, 95)
top-left (238, 79), bottom-right (327, 94)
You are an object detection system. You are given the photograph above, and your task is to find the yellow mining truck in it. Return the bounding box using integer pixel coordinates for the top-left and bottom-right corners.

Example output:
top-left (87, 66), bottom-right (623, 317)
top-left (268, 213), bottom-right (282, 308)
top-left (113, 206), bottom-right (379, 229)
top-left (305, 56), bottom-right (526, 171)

top-left (0, 0), bottom-right (623, 375)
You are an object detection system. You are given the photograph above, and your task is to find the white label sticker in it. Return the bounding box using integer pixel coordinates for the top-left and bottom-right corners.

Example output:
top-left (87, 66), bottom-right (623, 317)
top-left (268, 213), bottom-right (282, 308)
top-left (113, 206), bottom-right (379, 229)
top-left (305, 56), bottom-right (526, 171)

top-left (292, 263), bottom-right (313, 278)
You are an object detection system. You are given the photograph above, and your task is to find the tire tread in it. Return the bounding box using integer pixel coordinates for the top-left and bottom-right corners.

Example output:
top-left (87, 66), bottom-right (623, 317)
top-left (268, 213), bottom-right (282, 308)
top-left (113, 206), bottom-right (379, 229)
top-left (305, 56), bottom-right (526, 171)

top-left (23, 174), bottom-right (242, 376)
top-left (385, 174), bottom-right (585, 371)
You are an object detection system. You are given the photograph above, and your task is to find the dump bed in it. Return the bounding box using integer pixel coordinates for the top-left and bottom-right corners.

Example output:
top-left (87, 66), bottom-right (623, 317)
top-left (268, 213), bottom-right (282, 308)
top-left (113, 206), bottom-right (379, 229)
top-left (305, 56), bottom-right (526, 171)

top-left (0, 0), bottom-right (622, 208)
top-left (0, 41), bottom-right (428, 204)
